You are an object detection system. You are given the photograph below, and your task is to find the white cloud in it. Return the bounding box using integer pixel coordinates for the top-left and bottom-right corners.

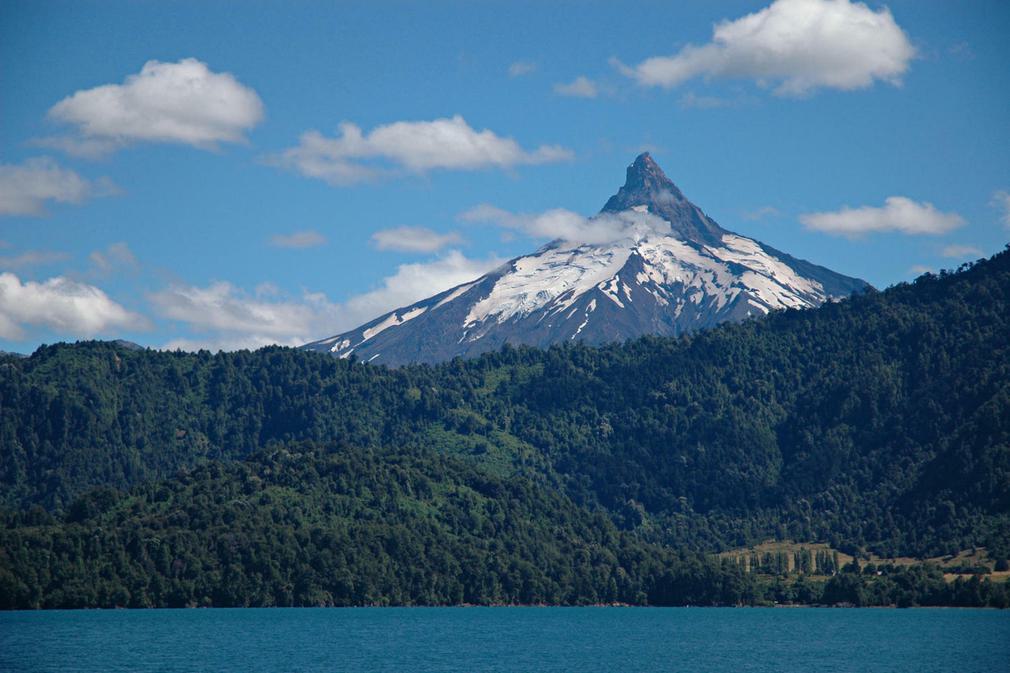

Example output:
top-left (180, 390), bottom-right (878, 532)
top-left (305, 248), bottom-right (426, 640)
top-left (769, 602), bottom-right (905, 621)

top-left (0, 157), bottom-right (116, 216)
top-left (0, 250), bottom-right (70, 270)
top-left (150, 251), bottom-right (502, 350)
top-left (992, 190), bottom-right (1010, 228)
top-left (151, 281), bottom-right (329, 349)
top-left (940, 244), bottom-right (982, 259)
top-left (45, 58), bottom-right (264, 154)
top-left (947, 41), bottom-right (975, 61)
top-left (270, 115), bottom-right (572, 185)
top-left (269, 230), bottom-right (327, 249)
top-left (460, 204), bottom-right (671, 246)
top-left (508, 61), bottom-right (537, 77)
top-left (371, 227), bottom-right (462, 253)
top-left (90, 242), bottom-right (139, 274)
top-left (678, 92), bottom-right (731, 109)
top-left (161, 334), bottom-right (298, 352)
top-left (0, 272), bottom-right (148, 340)
top-left (31, 136), bottom-right (122, 160)
top-left (554, 76), bottom-right (599, 98)
top-left (742, 205), bottom-right (781, 221)
top-left (908, 264), bottom-right (932, 276)
top-left (341, 250), bottom-right (502, 321)
top-left (800, 197), bottom-right (964, 237)
top-left (618, 0), bottom-right (915, 96)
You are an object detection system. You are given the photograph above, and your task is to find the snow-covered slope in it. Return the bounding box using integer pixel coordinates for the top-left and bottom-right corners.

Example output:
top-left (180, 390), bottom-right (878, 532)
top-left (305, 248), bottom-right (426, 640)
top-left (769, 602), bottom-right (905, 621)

top-left (303, 153), bottom-right (870, 365)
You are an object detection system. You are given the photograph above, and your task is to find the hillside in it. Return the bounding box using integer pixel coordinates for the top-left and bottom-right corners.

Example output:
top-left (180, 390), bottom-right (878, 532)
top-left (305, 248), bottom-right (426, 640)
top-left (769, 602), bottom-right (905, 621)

top-left (1, 247), bottom-right (1008, 606)
top-left (3, 442), bottom-right (1006, 609)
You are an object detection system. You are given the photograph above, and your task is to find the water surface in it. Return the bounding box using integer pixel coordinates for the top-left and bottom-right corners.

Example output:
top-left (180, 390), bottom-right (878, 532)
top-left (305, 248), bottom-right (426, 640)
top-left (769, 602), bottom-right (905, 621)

top-left (2, 607), bottom-right (1007, 673)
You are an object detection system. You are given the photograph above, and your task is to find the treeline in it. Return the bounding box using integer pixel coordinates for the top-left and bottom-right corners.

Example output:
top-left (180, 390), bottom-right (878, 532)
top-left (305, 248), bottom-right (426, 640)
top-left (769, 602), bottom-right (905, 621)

top-left (0, 442), bottom-right (756, 609)
top-left (3, 442), bottom-right (1003, 609)
top-left (811, 563), bottom-right (1008, 609)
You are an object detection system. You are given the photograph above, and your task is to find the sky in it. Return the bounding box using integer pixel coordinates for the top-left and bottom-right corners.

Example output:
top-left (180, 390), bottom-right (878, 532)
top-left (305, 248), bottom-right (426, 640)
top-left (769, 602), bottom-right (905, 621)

top-left (1, 0), bottom-right (1008, 353)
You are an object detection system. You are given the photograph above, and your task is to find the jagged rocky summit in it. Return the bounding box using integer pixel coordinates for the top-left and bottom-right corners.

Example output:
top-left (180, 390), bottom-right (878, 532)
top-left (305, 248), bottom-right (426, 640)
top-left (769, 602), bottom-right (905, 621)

top-left (303, 154), bottom-right (870, 365)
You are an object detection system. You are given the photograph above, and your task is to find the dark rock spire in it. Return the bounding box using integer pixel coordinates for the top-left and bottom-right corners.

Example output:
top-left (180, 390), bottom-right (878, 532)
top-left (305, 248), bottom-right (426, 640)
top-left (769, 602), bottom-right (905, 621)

top-left (601, 152), bottom-right (726, 246)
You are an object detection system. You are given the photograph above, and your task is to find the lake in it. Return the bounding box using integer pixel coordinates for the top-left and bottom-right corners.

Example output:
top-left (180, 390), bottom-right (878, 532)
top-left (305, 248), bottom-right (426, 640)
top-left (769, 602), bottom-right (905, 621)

top-left (1, 607), bottom-right (1007, 673)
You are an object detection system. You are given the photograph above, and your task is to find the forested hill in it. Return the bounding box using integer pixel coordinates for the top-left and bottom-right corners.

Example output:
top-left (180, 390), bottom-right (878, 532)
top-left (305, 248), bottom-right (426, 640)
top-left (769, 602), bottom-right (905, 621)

top-left (1, 247), bottom-right (1009, 568)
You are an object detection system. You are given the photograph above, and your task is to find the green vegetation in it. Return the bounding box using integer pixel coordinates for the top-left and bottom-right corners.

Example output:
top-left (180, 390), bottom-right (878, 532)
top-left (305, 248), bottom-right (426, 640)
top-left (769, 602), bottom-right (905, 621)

top-left (2, 442), bottom-right (1006, 609)
top-left (1, 247), bottom-right (1009, 608)
top-left (0, 442), bottom-right (758, 608)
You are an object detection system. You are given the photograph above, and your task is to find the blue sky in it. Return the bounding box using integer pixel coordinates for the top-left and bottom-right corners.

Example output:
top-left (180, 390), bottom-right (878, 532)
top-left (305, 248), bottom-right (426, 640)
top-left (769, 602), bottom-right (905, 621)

top-left (1, 0), bottom-right (1008, 352)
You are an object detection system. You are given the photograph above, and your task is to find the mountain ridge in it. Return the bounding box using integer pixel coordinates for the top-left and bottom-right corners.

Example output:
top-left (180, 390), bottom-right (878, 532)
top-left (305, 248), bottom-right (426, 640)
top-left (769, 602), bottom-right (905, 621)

top-left (304, 154), bottom-right (870, 365)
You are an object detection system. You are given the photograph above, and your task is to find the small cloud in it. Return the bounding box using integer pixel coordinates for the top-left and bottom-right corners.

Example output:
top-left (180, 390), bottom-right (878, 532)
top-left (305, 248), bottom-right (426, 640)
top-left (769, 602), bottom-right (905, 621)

top-left (947, 41), bottom-right (975, 61)
top-left (554, 76), bottom-right (599, 98)
top-left (269, 115), bottom-right (572, 186)
top-left (631, 143), bottom-right (665, 157)
top-left (741, 206), bottom-right (781, 221)
top-left (908, 264), bottom-right (933, 276)
top-left (940, 244), bottom-right (982, 259)
top-left (460, 204), bottom-right (671, 246)
top-left (800, 196), bottom-right (964, 237)
top-left (44, 58), bottom-right (264, 156)
top-left (0, 157), bottom-right (117, 217)
top-left (618, 0), bottom-right (916, 96)
top-left (508, 60), bottom-right (537, 77)
top-left (269, 230), bottom-right (327, 249)
top-left (161, 334), bottom-right (298, 352)
top-left (991, 190), bottom-right (1010, 228)
top-left (0, 250), bottom-right (70, 270)
top-left (89, 242), bottom-right (139, 275)
top-left (30, 136), bottom-right (122, 160)
top-left (371, 227), bottom-right (462, 253)
top-left (678, 92), bottom-right (731, 109)
top-left (254, 282), bottom-right (281, 297)
top-left (678, 91), bottom-right (756, 109)
top-left (89, 241), bottom-right (138, 272)
top-left (0, 271), bottom-right (148, 340)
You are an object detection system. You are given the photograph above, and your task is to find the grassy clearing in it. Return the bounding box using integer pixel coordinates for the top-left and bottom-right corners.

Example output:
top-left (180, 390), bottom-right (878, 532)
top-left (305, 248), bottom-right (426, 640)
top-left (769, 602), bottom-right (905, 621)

top-left (719, 540), bottom-right (1008, 582)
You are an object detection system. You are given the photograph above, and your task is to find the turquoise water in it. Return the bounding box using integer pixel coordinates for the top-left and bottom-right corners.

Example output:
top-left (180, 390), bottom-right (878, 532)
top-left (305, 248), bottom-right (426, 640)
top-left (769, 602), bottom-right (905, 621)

top-left (1, 607), bottom-right (1007, 673)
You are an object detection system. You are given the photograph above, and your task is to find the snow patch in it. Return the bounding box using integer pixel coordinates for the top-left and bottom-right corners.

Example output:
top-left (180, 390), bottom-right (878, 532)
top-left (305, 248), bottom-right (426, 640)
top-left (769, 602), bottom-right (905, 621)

top-left (464, 243), bottom-right (631, 326)
top-left (598, 276), bottom-right (626, 308)
top-left (362, 313), bottom-right (403, 341)
top-left (436, 281), bottom-right (477, 308)
top-left (360, 306), bottom-right (428, 342)
top-left (401, 306), bottom-right (427, 321)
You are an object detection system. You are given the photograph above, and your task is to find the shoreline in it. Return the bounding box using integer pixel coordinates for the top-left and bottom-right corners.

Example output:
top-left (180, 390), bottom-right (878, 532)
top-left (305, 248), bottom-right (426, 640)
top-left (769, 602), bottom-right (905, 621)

top-left (3, 603), bottom-right (1005, 612)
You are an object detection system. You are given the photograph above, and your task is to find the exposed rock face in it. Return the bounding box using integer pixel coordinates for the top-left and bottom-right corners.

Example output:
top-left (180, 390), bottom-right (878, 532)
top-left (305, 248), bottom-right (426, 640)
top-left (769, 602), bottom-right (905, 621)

top-left (303, 153), bottom-right (870, 365)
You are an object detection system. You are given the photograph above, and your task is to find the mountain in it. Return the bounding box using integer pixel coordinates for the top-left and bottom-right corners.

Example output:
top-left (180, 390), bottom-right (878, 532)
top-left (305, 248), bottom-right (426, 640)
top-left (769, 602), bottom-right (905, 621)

top-left (304, 153), bottom-right (870, 365)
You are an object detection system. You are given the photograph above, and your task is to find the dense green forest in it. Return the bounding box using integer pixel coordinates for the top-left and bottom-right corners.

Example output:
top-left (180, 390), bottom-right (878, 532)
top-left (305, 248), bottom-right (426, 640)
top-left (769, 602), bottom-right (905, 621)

top-left (1, 248), bottom-right (1009, 608)
top-left (2, 442), bottom-right (1007, 609)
